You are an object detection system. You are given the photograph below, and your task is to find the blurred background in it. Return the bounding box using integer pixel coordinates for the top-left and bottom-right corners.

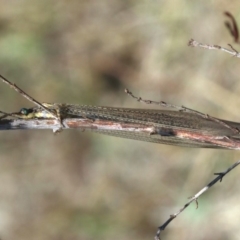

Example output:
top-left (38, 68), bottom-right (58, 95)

top-left (0, 1), bottom-right (240, 240)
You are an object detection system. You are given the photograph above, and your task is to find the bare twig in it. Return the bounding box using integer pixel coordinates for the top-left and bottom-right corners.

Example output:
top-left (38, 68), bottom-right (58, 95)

top-left (2, 115), bottom-right (240, 149)
top-left (0, 118), bottom-right (157, 133)
top-left (224, 11), bottom-right (239, 43)
top-left (0, 110), bottom-right (10, 119)
top-left (125, 88), bottom-right (185, 111)
top-left (188, 39), bottom-right (240, 58)
top-left (154, 160), bottom-right (240, 240)
top-left (0, 74), bottom-right (59, 121)
top-left (125, 88), bottom-right (240, 134)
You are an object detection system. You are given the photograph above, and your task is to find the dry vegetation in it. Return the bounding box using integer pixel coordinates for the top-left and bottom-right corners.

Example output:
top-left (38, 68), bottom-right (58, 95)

top-left (0, 1), bottom-right (240, 240)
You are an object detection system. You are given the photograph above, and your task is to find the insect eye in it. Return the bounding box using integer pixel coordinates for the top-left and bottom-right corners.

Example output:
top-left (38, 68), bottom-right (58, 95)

top-left (20, 108), bottom-right (29, 116)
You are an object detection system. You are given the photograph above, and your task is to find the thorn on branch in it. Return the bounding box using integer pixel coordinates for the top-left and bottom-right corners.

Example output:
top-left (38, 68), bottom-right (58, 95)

top-left (228, 44), bottom-right (239, 55)
top-left (214, 172), bottom-right (225, 182)
top-left (194, 198), bottom-right (199, 209)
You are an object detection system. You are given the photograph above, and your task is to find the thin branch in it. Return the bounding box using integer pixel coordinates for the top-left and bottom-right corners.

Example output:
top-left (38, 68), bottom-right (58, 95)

top-left (188, 39), bottom-right (240, 58)
top-left (0, 117), bottom-right (156, 133)
top-left (224, 11), bottom-right (239, 43)
top-left (125, 88), bottom-right (240, 134)
top-left (0, 74), bottom-right (60, 122)
top-left (2, 113), bottom-right (240, 149)
top-left (154, 160), bottom-right (240, 240)
top-left (125, 88), bottom-right (185, 111)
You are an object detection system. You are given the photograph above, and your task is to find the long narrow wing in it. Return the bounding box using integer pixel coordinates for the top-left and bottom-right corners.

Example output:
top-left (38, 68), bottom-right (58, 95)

top-left (62, 105), bottom-right (240, 149)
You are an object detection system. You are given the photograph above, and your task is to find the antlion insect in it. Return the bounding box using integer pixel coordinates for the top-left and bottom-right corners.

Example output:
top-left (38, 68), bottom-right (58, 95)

top-left (1, 74), bottom-right (240, 149)
top-left (1, 73), bottom-right (240, 240)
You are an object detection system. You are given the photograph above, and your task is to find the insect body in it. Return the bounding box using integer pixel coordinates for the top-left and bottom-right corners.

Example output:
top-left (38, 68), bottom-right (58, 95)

top-left (3, 103), bottom-right (240, 149)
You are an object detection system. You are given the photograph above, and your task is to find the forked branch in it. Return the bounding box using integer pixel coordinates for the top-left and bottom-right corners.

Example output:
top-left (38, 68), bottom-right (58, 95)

top-left (155, 160), bottom-right (240, 240)
top-left (188, 39), bottom-right (240, 58)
